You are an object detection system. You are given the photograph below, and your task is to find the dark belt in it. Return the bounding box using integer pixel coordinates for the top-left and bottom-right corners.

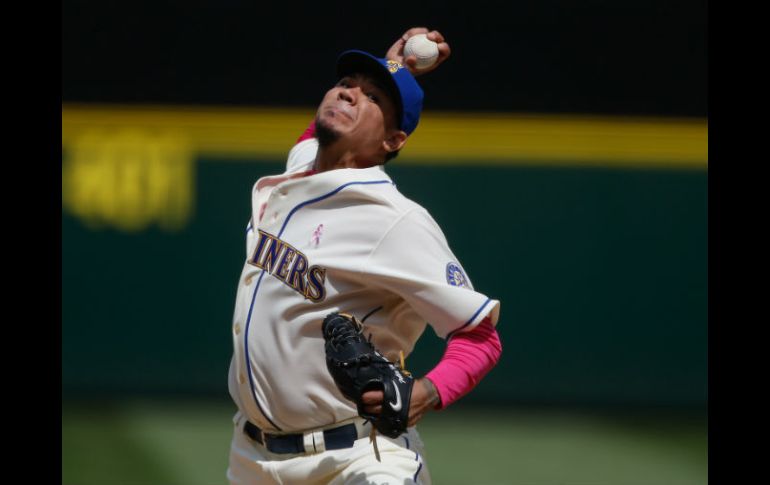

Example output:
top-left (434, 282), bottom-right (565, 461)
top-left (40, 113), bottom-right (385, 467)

top-left (243, 420), bottom-right (360, 454)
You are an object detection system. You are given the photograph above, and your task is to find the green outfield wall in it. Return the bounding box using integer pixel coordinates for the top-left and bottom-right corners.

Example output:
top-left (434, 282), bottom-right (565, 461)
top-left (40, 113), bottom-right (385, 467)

top-left (62, 151), bottom-right (707, 407)
top-left (62, 107), bottom-right (707, 407)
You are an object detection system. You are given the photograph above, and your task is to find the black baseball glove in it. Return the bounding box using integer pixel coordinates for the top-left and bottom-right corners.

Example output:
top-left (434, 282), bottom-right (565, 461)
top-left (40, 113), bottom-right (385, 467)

top-left (322, 311), bottom-right (414, 438)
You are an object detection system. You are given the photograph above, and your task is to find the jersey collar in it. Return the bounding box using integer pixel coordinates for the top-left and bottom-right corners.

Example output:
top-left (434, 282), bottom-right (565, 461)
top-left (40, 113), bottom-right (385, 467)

top-left (277, 165), bottom-right (393, 198)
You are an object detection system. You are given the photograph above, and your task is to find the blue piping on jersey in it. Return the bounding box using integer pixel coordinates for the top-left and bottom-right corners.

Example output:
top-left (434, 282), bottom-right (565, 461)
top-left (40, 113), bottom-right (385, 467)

top-left (243, 179), bottom-right (392, 430)
top-left (404, 436), bottom-right (419, 459)
top-left (243, 269), bottom-right (281, 430)
top-left (404, 436), bottom-right (423, 483)
top-left (414, 462), bottom-right (423, 483)
top-left (277, 180), bottom-right (393, 238)
top-left (446, 298), bottom-right (492, 340)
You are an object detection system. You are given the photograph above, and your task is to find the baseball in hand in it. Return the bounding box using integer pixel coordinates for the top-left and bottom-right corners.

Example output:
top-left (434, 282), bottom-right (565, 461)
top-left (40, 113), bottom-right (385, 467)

top-left (404, 34), bottom-right (439, 69)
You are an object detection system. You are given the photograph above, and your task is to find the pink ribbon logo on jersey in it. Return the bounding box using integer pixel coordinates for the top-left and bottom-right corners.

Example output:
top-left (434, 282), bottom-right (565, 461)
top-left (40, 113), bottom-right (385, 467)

top-left (311, 224), bottom-right (324, 246)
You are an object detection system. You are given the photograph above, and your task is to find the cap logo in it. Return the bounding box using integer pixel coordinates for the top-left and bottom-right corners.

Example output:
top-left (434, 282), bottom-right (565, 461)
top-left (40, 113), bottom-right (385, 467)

top-left (386, 60), bottom-right (402, 73)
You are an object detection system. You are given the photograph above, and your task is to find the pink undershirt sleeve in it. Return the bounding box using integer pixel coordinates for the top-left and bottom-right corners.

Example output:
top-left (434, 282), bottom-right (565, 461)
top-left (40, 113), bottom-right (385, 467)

top-left (424, 316), bottom-right (502, 409)
top-left (297, 120), bottom-right (316, 143)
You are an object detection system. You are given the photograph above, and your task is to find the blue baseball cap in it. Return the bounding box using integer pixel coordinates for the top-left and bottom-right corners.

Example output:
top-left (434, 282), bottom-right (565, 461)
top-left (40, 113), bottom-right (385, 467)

top-left (336, 50), bottom-right (424, 136)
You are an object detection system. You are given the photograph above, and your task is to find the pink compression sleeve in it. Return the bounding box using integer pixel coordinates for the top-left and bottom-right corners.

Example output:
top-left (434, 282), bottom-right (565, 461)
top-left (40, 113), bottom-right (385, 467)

top-left (424, 317), bottom-right (502, 409)
top-left (296, 120), bottom-right (316, 143)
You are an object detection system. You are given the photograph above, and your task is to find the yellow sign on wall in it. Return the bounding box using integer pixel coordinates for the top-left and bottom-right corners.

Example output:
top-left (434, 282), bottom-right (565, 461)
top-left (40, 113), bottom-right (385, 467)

top-left (62, 129), bottom-right (195, 232)
top-left (62, 104), bottom-right (707, 233)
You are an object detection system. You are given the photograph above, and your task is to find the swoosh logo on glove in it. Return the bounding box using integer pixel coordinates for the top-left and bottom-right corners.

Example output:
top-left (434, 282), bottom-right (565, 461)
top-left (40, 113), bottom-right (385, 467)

top-left (388, 380), bottom-right (402, 411)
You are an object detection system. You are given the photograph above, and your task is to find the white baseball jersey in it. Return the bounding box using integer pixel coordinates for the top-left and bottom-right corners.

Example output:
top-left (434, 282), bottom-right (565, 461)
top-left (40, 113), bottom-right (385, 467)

top-left (228, 137), bottom-right (500, 433)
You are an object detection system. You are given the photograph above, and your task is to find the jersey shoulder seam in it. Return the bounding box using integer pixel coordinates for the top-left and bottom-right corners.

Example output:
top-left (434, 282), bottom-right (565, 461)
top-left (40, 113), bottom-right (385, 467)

top-left (375, 183), bottom-right (434, 218)
top-left (356, 206), bottom-right (422, 276)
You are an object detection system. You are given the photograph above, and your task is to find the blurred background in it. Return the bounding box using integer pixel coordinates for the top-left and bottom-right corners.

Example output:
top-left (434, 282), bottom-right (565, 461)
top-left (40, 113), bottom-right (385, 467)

top-left (62, 1), bottom-right (707, 484)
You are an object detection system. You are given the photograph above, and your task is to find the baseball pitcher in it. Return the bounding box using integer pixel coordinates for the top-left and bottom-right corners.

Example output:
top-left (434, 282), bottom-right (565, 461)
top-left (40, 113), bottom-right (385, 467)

top-left (227, 27), bottom-right (502, 485)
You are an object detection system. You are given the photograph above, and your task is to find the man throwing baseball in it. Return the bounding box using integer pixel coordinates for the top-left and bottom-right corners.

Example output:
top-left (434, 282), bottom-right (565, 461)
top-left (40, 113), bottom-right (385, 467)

top-left (227, 27), bottom-right (502, 485)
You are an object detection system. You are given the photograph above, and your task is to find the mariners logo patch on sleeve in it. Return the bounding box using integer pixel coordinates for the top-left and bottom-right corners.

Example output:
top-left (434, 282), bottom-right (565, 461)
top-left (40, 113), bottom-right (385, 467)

top-left (446, 262), bottom-right (469, 288)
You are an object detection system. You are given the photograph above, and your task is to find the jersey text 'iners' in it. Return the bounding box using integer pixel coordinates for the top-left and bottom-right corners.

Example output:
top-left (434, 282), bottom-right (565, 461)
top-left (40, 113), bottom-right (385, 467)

top-left (248, 229), bottom-right (327, 302)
